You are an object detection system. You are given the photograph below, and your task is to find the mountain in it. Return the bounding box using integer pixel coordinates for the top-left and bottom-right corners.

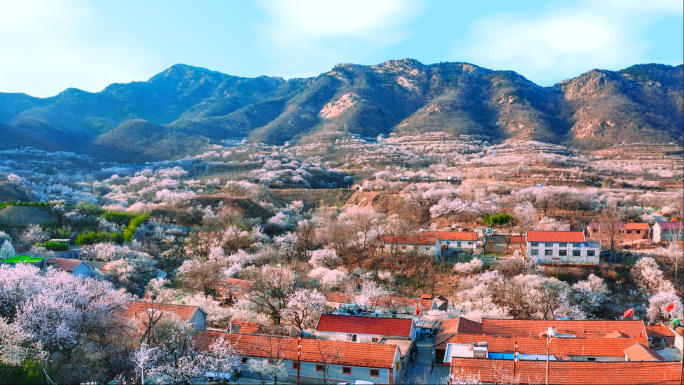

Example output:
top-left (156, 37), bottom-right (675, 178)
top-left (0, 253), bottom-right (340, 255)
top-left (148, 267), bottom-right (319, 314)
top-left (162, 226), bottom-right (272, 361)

top-left (1, 61), bottom-right (681, 162)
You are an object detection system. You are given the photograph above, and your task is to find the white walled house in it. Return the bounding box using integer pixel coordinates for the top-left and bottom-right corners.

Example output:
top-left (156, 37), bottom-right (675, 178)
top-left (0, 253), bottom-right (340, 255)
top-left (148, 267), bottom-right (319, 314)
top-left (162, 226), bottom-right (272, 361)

top-left (526, 231), bottom-right (600, 265)
top-left (376, 235), bottom-right (441, 259)
top-left (420, 231), bottom-right (478, 252)
top-left (193, 330), bottom-right (404, 384)
top-left (652, 222), bottom-right (683, 243)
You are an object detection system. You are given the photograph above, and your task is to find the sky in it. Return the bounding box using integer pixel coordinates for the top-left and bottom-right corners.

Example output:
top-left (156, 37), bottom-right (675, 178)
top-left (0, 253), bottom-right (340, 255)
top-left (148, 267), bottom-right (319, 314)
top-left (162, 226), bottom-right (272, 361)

top-left (0, 0), bottom-right (682, 97)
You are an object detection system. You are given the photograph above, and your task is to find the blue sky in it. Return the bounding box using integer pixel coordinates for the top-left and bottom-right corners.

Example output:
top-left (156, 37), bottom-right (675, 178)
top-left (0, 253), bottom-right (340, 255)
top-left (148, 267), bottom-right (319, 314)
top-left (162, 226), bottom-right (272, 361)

top-left (1, 0), bottom-right (682, 97)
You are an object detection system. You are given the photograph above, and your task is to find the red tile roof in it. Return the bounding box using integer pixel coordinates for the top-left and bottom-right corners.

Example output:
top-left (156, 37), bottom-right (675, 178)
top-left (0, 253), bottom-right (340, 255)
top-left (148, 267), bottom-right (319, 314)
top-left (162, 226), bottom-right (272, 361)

top-left (376, 235), bottom-right (439, 246)
top-left (421, 231), bottom-right (477, 241)
top-left (623, 343), bottom-right (664, 361)
top-left (316, 314), bottom-right (413, 338)
top-left (526, 231), bottom-right (586, 243)
top-left (439, 334), bottom-right (649, 358)
top-left (51, 258), bottom-right (85, 273)
top-left (480, 319), bottom-right (647, 339)
top-left (192, 330), bottom-right (398, 369)
top-left (450, 358), bottom-right (681, 384)
top-left (121, 301), bottom-right (205, 323)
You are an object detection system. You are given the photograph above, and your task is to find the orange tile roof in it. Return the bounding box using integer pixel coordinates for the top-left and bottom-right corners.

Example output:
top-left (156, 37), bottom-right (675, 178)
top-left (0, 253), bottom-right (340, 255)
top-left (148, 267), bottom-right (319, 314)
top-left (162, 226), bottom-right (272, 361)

top-left (192, 330), bottom-right (398, 368)
top-left (645, 324), bottom-right (677, 339)
top-left (438, 334), bottom-right (649, 358)
top-left (421, 231), bottom-right (477, 241)
top-left (450, 358), bottom-right (681, 384)
top-left (526, 231), bottom-right (586, 243)
top-left (228, 321), bottom-right (260, 334)
top-left (121, 301), bottom-right (205, 323)
top-left (435, 317), bottom-right (483, 348)
top-left (325, 292), bottom-right (355, 304)
top-left (51, 258), bottom-right (85, 273)
top-left (588, 222), bottom-right (650, 230)
top-left (604, 331), bottom-right (630, 338)
top-left (480, 319), bottom-right (647, 339)
top-left (217, 278), bottom-right (255, 297)
top-left (376, 235), bottom-right (439, 246)
top-left (623, 343), bottom-right (664, 361)
top-left (316, 314), bottom-right (413, 338)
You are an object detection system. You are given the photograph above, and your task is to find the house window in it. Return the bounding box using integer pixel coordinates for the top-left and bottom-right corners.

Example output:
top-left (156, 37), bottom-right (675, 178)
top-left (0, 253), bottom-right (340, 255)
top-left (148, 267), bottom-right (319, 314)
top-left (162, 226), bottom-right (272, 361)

top-left (371, 337), bottom-right (379, 343)
top-left (572, 250), bottom-right (581, 257)
top-left (316, 364), bottom-right (325, 372)
top-left (348, 334), bottom-right (357, 342)
top-left (572, 243), bottom-right (581, 247)
top-left (457, 242), bottom-right (462, 247)
top-left (545, 243), bottom-right (554, 247)
top-left (531, 242), bottom-right (539, 247)
top-left (559, 243), bottom-right (567, 248)
top-left (292, 362), bottom-right (298, 369)
top-left (587, 358), bottom-right (596, 362)
top-left (466, 242), bottom-right (471, 245)
top-left (559, 250), bottom-right (567, 256)
top-left (587, 250), bottom-right (595, 257)
top-left (370, 369), bottom-right (380, 377)
top-left (241, 357), bottom-right (249, 364)
top-left (342, 367), bottom-right (352, 375)
top-left (627, 230), bottom-right (632, 234)
top-left (544, 250), bottom-right (553, 256)
top-left (531, 249), bottom-right (539, 256)
top-left (636, 230), bottom-right (641, 234)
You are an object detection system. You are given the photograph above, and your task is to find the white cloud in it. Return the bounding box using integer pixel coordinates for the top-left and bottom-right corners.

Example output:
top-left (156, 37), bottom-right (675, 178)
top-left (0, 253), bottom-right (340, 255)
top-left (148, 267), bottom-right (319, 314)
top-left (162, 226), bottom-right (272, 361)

top-left (256, 0), bottom-right (423, 77)
top-left (450, 0), bottom-right (683, 85)
top-left (0, 0), bottom-right (158, 97)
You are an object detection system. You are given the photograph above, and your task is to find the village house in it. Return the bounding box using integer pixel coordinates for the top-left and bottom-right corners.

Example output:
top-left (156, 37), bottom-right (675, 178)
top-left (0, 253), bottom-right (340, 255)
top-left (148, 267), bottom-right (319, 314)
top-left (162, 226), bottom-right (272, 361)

top-left (192, 330), bottom-right (403, 384)
top-left (526, 231), bottom-right (601, 265)
top-left (324, 292), bottom-right (448, 315)
top-left (121, 301), bottom-right (208, 330)
top-left (587, 222), bottom-right (650, 246)
top-left (483, 234), bottom-right (525, 255)
top-left (652, 221), bottom-right (683, 243)
top-left (315, 314), bottom-right (417, 343)
top-left (434, 318), bottom-right (653, 364)
top-left (376, 235), bottom-right (441, 258)
top-left (47, 257), bottom-right (92, 276)
top-left (420, 231), bottom-right (478, 253)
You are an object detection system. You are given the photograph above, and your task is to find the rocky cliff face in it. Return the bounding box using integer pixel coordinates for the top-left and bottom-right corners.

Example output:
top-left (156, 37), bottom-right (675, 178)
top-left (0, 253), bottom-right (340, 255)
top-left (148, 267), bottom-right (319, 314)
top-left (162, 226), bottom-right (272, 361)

top-left (0, 61), bottom-right (681, 162)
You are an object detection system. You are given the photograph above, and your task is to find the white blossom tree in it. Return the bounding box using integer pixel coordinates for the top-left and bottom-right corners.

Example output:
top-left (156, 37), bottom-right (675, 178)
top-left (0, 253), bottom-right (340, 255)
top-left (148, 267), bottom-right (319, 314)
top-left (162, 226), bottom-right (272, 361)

top-left (647, 291), bottom-right (684, 322)
top-left (0, 241), bottom-right (15, 260)
top-left (281, 288), bottom-right (326, 331)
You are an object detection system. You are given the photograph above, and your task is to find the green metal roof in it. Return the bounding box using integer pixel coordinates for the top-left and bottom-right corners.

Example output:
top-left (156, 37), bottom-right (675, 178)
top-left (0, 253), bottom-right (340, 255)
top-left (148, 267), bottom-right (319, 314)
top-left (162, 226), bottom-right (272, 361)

top-left (1, 255), bottom-right (45, 263)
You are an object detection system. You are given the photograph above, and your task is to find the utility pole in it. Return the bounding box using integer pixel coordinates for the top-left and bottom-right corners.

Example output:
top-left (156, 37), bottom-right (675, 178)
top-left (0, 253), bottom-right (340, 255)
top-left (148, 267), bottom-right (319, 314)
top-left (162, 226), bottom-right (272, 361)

top-left (513, 341), bottom-right (518, 377)
top-left (679, 347), bottom-right (683, 385)
top-left (546, 337), bottom-right (553, 385)
top-left (297, 334), bottom-right (302, 385)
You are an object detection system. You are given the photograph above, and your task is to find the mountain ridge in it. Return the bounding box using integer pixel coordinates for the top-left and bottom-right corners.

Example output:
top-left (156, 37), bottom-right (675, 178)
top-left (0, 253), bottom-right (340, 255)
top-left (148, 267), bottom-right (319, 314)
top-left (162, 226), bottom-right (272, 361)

top-left (1, 60), bottom-right (681, 162)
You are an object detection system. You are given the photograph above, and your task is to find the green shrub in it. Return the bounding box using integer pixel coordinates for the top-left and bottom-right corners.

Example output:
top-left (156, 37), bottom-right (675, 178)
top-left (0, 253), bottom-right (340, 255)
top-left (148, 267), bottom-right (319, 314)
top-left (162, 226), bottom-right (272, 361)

top-left (483, 213), bottom-right (512, 226)
top-left (75, 231), bottom-right (124, 246)
top-left (123, 213), bottom-right (148, 242)
top-left (40, 240), bottom-right (70, 251)
top-left (102, 211), bottom-right (139, 225)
